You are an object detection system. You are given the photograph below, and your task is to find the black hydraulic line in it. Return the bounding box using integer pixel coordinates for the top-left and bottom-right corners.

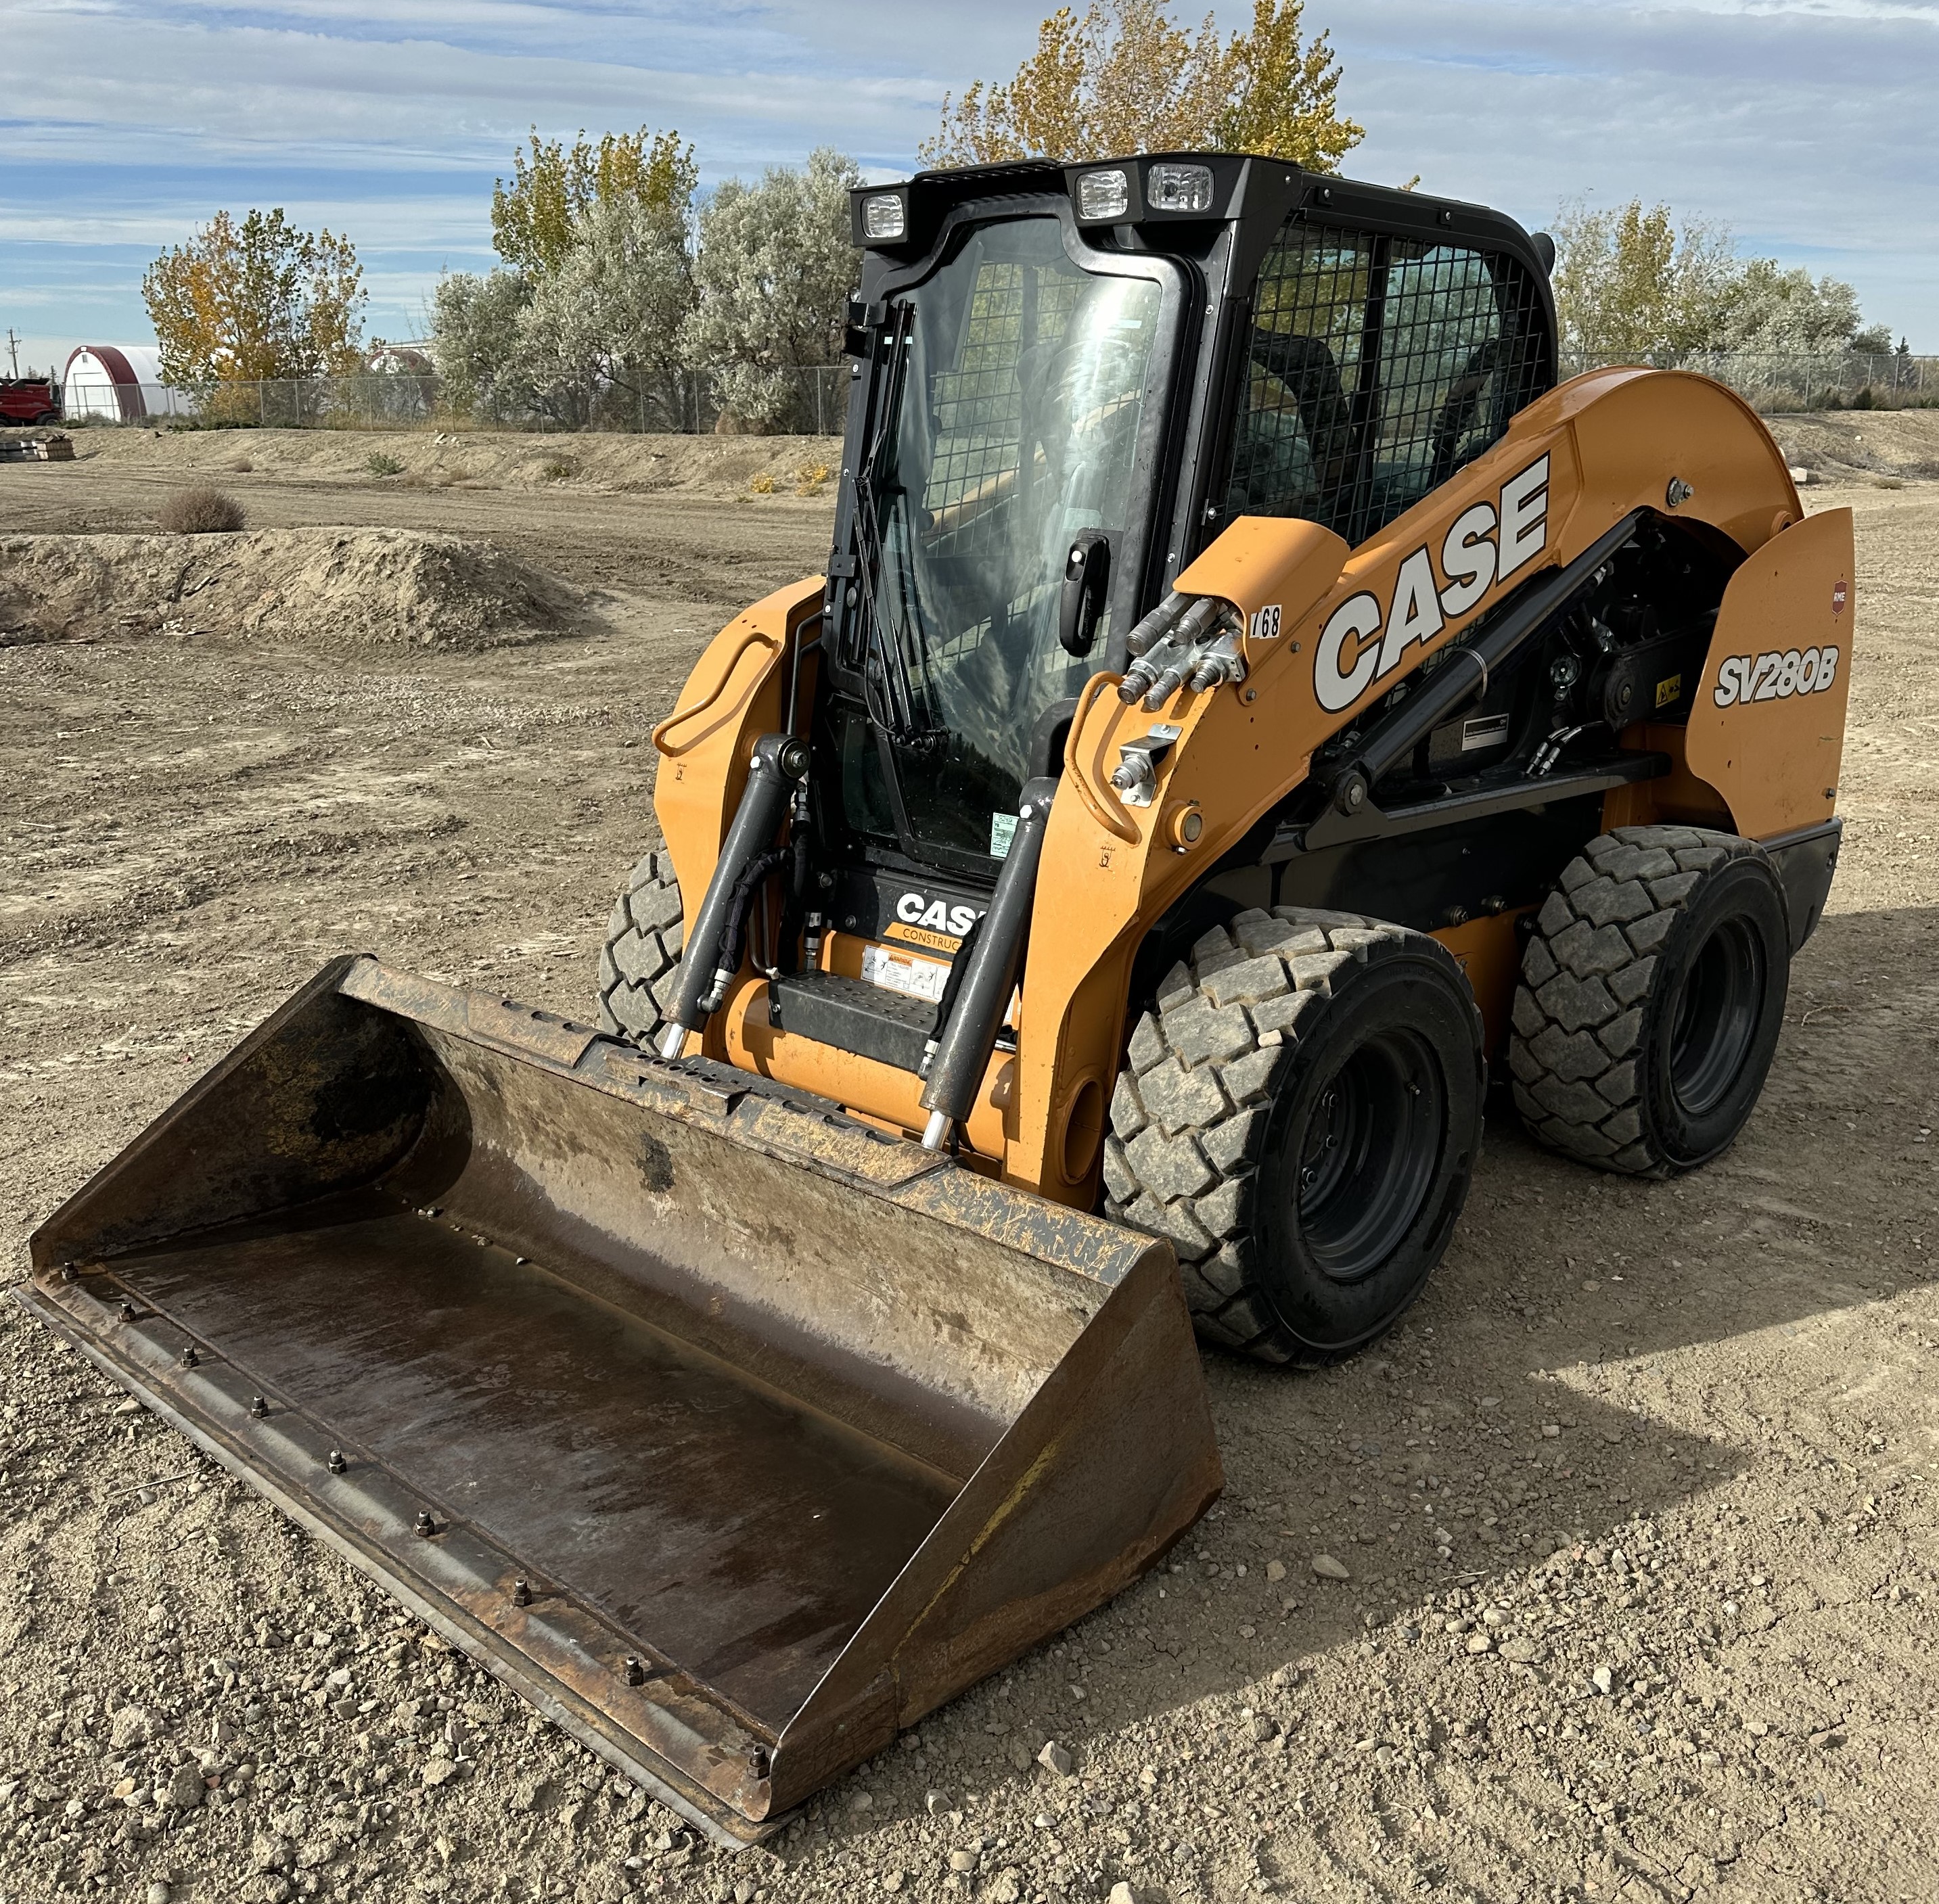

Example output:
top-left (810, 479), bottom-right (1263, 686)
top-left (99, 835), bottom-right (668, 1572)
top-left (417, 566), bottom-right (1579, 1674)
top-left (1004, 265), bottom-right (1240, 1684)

top-left (708, 846), bottom-right (791, 1004)
top-left (918, 779), bottom-right (1057, 1151)
top-left (1323, 509), bottom-right (1648, 818)
top-left (917, 912), bottom-right (985, 1079)
top-left (654, 733), bottom-right (809, 1059)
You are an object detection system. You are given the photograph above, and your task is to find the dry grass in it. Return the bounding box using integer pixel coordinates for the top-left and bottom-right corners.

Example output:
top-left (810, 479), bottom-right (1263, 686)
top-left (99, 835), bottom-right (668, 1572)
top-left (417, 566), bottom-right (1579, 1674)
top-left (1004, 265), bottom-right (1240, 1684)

top-left (155, 486), bottom-right (247, 534)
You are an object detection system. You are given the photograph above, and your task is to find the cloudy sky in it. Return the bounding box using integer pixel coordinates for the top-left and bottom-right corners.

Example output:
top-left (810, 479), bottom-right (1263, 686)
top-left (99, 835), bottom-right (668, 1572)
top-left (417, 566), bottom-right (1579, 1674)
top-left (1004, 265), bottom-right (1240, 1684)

top-left (3, 0), bottom-right (1934, 375)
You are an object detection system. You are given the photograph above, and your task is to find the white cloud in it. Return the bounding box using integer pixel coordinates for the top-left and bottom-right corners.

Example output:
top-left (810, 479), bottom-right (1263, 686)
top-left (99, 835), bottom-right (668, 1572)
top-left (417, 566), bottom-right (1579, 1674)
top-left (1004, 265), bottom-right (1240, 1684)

top-left (3, 0), bottom-right (1933, 348)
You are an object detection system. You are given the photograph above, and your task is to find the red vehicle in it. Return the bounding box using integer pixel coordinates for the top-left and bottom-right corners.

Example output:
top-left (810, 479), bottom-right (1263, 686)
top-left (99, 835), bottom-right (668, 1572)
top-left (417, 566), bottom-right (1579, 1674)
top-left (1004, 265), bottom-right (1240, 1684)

top-left (0, 376), bottom-right (62, 425)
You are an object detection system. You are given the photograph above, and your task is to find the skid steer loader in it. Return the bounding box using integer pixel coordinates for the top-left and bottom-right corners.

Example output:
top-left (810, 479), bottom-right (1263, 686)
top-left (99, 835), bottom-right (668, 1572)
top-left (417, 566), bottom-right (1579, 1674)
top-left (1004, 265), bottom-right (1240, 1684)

top-left (22, 153), bottom-right (1851, 1842)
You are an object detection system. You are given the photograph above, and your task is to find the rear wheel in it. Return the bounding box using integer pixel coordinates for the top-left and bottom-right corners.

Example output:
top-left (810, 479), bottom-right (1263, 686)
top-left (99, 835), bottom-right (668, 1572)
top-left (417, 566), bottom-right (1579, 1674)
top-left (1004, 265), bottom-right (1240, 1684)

top-left (1510, 826), bottom-right (1789, 1174)
top-left (597, 849), bottom-right (684, 1044)
top-left (1104, 908), bottom-right (1485, 1365)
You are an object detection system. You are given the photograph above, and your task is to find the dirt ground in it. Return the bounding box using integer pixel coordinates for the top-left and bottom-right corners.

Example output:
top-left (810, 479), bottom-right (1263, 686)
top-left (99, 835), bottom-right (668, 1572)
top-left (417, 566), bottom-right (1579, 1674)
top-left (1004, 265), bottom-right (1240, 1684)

top-left (2, 421), bottom-right (1937, 1904)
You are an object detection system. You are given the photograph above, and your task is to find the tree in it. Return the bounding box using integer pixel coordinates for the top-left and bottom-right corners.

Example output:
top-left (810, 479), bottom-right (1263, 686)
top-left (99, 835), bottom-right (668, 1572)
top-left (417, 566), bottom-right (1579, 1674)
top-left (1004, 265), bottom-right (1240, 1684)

top-left (143, 208), bottom-right (365, 387)
top-left (430, 268), bottom-right (534, 417)
top-left (1552, 198), bottom-right (1886, 362)
top-left (493, 127), bottom-right (697, 276)
top-left (921, 0), bottom-right (1361, 170)
top-left (1550, 200), bottom-right (1737, 360)
top-left (1716, 258), bottom-right (1865, 354)
top-left (681, 148), bottom-right (861, 432)
top-left (516, 195), bottom-right (696, 426)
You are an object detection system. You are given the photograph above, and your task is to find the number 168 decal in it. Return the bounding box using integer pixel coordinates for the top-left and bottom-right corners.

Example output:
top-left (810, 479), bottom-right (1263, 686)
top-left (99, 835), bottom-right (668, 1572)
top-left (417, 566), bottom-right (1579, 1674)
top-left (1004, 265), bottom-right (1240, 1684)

top-left (1714, 645), bottom-right (1840, 708)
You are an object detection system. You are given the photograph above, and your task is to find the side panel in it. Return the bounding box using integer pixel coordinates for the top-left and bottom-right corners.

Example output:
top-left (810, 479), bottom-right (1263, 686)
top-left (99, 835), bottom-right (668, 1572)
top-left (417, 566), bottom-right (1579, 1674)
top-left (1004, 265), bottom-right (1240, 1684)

top-left (1007, 370), bottom-right (1800, 1203)
top-left (1683, 509), bottom-right (1854, 839)
top-left (652, 578), bottom-right (822, 955)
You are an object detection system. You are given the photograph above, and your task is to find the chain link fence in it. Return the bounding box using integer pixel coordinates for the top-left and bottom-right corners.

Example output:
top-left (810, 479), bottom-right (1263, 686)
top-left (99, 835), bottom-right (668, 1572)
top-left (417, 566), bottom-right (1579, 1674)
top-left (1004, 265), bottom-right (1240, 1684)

top-left (54, 365), bottom-right (855, 435)
top-left (41, 352), bottom-right (1939, 435)
top-left (1561, 349), bottom-right (1937, 411)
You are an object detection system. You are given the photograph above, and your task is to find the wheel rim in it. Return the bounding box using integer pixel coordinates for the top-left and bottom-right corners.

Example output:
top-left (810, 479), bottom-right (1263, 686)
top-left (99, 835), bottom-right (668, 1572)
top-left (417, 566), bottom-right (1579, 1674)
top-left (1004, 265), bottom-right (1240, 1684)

top-left (1668, 916), bottom-right (1766, 1119)
top-left (1296, 1029), bottom-right (1444, 1283)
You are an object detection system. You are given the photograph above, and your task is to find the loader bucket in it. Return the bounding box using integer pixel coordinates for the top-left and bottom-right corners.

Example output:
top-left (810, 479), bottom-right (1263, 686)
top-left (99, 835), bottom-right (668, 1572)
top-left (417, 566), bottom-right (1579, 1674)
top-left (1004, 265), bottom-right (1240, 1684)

top-left (18, 956), bottom-right (1220, 1842)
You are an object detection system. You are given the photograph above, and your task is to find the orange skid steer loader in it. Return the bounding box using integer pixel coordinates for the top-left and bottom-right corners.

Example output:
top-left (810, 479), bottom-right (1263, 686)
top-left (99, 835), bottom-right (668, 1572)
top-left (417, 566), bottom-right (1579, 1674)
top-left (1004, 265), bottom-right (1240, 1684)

top-left (22, 154), bottom-right (1851, 1841)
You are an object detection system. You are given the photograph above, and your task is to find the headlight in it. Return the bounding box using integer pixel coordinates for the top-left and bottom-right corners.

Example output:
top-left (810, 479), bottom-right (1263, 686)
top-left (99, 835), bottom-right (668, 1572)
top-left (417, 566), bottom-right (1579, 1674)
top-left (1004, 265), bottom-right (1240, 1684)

top-left (1147, 163), bottom-right (1214, 214)
top-left (1076, 168), bottom-right (1131, 222)
top-left (861, 193), bottom-right (907, 241)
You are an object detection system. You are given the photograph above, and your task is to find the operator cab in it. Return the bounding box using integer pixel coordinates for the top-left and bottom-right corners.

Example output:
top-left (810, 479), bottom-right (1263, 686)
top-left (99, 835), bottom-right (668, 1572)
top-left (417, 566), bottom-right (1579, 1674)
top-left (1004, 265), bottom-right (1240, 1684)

top-left (819, 153), bottom-right (1558, 896)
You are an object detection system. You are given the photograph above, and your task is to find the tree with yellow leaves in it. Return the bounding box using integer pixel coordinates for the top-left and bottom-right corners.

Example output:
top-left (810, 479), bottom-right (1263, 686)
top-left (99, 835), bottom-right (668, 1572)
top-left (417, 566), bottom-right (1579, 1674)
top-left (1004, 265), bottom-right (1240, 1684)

top-left (492, 127), bottom-right (698, 276)
top-left (921, 0), bottom-right (1361, 170)
top-left (143, 208), bottom-right (365, 388)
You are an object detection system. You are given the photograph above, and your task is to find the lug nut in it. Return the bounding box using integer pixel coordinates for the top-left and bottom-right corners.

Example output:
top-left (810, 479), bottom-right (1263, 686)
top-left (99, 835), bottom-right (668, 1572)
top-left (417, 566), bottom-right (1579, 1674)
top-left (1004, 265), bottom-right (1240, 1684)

top-left (179, 1346), bottom-right (199, 1368)
top-left (414, 1511), bottom-right (438, 1537)
top-left (512, 1580), bottom-right (532, 1608)
top-left (326, 1449), bottom-right (347, 1474)
top-left (249, 1396), bottom-right (269, 1418)
top-left (623, 1656), bottom-right (645, 1686)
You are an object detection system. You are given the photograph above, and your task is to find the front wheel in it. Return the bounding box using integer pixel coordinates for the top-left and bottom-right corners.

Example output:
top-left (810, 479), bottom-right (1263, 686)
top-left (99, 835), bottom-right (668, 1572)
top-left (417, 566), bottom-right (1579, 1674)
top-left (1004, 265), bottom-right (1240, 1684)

top-left (1104, 908), bottom-right (1485, 1366)
top-left (1510, 826), bottom-right (1789, 1174)
top-left (597, 848), bottom-right (685, 1045)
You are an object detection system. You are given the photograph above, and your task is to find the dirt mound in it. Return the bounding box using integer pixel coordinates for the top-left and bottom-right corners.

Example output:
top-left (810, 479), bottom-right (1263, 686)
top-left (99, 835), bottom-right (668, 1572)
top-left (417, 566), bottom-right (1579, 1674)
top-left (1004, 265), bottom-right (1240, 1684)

top-left (1767, 409), bottom-right (1939, 486)
top-left (26, 424), bottom-right (844, 500)
top-left (0, 527), bottom-right (583, 649)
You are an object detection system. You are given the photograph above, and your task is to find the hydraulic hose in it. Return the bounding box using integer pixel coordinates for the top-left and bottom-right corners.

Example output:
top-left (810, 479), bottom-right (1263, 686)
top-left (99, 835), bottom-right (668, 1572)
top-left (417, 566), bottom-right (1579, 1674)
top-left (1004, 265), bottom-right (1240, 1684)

top-left (919, 778), bottom-right (1057, 1151)
top-left (655, 734), bottom-right (809, 1059)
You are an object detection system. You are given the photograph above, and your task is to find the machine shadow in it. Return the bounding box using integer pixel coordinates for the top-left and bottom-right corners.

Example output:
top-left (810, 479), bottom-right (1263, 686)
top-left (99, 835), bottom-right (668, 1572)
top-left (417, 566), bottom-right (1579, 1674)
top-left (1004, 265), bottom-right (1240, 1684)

top-left (846, 900), bottom-right (1937, 1825)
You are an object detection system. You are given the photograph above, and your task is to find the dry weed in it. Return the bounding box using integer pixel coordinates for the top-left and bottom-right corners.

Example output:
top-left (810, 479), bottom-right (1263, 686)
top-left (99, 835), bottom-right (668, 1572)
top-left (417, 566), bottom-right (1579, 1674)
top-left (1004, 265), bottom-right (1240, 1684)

top-left (156, 486), bottom-right (246, 534)
top-left (748, 471), bottom-right (777, 495)
top-left (794, 463), bottom-right (832, 497)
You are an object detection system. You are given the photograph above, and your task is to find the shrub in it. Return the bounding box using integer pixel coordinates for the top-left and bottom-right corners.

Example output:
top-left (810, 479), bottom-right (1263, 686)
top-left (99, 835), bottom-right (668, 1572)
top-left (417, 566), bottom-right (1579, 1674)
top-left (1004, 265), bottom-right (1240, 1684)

top-left (538, 456), bottom-right (575, 481)
top-left (747, 471), bottom-right (777, 495)
top-left (226, 456), bottom-right (253, 473)
top-left (793, 461), bottom-right (831, 497)
top-left (156, 486), bottom-right (247, 534)
top-left (365, 451), bottom-right (405, 476)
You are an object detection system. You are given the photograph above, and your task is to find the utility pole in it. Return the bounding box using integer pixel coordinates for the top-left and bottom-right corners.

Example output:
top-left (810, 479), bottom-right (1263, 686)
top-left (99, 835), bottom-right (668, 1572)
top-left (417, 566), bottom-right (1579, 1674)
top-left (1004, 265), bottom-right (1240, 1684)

top-left (5, 329), bottom-right (18, 377)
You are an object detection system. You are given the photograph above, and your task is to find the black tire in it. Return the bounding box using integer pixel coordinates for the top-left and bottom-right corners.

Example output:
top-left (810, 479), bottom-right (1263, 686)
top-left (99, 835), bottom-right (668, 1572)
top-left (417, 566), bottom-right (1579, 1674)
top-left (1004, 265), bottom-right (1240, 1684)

top-left (597, 849), bottom-right (684, 1044)
top-left (1104, 908), bottom-right (1485, 1366)
top-left (1510, 825), bottom-right (1789, 1175)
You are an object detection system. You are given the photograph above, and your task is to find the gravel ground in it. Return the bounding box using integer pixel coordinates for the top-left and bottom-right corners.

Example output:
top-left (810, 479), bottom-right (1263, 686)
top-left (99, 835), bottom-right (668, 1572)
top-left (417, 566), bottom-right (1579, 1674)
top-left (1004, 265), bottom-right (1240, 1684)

top-left (3, 430), bottom-right (1936, 1904)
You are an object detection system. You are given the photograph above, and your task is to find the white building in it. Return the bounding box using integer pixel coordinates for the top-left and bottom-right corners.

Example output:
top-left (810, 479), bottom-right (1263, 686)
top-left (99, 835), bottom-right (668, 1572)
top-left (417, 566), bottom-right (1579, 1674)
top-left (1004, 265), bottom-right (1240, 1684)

top-left (62, 345), bottom-right (188, 421)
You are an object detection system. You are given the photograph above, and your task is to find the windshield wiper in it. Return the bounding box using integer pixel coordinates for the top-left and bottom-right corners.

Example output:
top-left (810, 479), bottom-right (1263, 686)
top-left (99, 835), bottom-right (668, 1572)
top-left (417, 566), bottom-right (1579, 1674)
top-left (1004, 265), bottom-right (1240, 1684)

top-left (850, 304), bottom-right (940, 751)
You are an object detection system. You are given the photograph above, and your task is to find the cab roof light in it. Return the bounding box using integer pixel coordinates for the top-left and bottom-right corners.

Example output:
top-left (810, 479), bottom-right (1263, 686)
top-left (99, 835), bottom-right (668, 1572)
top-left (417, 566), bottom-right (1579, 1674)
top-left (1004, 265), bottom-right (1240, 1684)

top-left (1147, 162), bottom-right (1214, 214)
top-left (1076, 168), bottom-right (1130, 223)
top-left (861, 193), bottom-right (907, 242)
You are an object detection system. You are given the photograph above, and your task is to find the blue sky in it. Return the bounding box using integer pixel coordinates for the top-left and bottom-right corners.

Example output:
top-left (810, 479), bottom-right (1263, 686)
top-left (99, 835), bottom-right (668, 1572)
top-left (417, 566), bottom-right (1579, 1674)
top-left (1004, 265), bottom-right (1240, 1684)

top-left (3, 0), bottom-right (1935, 375)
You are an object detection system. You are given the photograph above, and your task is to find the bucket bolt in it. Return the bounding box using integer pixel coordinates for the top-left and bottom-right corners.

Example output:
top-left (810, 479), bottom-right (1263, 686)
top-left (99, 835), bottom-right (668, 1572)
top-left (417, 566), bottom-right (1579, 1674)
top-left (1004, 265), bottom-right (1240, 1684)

top-left (414, 1511), bottom-right (438, 1537)
top-left (249, 1396), bottom-right (269, 1418)
top-left (623, 1656), bottom-right (645, 1686)
top-left (118, 1301), bottom-right (138, 1323)
top-left (179, 1346), bottom-right (200, 1369)
top-left (326, 1449), bottom-right (347, 1474)
top-left (511, 1580), bottom-right (531, 1608)
top-left (749, 1746), bottom-right (771, 1781)
top-left (60, 1262), bottom-right (80, 1283)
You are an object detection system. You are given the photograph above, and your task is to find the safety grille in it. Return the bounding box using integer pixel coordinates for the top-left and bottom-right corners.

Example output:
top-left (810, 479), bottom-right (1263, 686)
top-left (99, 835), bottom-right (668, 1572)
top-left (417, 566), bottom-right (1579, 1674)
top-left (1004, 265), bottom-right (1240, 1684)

top-left (1227, 223), bottom-right (1551, 547)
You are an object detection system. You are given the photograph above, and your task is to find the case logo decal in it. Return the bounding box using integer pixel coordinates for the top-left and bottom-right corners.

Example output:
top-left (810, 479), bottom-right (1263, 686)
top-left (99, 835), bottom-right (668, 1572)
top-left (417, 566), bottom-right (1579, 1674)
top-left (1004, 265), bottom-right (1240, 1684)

top-left (1313, 453), bottom-right (1550, 714)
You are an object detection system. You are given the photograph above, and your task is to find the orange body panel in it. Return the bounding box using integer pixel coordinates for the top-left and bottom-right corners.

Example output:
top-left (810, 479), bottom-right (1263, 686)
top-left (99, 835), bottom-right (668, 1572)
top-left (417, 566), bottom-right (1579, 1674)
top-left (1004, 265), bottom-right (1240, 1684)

top-left (1428, 912), bottom-right (1532, 1057)
top-left (652, 370), bottom-right (1837, 1205)
top-left (1683, 509), bottom-right (1854, 838)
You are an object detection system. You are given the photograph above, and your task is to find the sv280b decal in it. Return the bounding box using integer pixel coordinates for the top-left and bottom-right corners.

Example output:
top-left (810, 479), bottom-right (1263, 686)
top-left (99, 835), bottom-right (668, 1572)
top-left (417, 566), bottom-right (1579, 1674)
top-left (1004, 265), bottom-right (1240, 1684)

top-left (1712, 646), bottom-right (1841, 708)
